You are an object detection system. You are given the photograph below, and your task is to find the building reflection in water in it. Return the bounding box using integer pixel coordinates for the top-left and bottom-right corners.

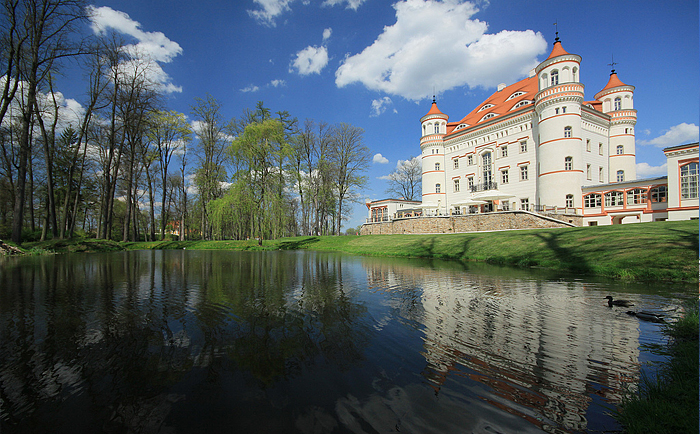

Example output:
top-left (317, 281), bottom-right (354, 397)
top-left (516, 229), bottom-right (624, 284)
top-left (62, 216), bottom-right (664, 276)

top-left (362, 258), bottom-right (641, 433)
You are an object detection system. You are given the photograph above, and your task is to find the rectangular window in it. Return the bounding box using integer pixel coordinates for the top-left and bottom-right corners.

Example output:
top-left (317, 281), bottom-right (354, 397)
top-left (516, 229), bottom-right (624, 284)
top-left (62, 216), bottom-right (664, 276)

top-left (599, 143), bottom-right (604, 155)
top-left (467, 177), bottom-right (474, 190)
top-left (520, 165), bottom-right (528, 181)
top-left (584, 194), bottom-right (601, 208)
top-left (467, 155), bottom-right (474, 165)
top-left (520, 198), bottom-right (529, 210)
top-left (562, 106), bottom-right (566, 113)
top-left (586, 139), bottom-right (591, 152)
top-left (564, 126), bottom-right (572, 138)
top-left (501, 169), bottom-right (509, 184)
top-left (605, 191), bottom-right (624, 206)
top-left (586, 164), bottom-right (591, 180)
top-left (599, 167), bottom-right (604, 182)
top-left (681, 163), bottom-right (699, 199)
top-left (453, 158), bottom-right (459, 169)
top-left (626, 189), bottom-right (647, 205)
top-left (453, 179), bottom-right (460, 192)
top-left (501, 145), bottom-right (508, 158)
top-left (520, 141), bottom-right (527, 153)
top-left (651, 186), bottom-right (667, 203)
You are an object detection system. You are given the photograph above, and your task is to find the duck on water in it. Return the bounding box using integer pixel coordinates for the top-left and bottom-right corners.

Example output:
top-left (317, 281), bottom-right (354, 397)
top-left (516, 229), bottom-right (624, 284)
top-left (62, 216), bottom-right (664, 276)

top-left (605, 296), bottom-right (634, 307)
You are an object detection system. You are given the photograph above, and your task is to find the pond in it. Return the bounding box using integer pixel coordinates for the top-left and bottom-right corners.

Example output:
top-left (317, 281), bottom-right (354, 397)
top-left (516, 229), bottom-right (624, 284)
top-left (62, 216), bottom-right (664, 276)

top-left (0, 250), bottom-right (693, 433)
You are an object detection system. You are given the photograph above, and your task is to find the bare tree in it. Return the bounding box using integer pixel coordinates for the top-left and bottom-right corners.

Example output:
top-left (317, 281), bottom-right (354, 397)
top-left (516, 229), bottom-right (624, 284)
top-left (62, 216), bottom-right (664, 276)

top-left (191, 94), bottom-right (230, 240)
top-left (384, 156), bottom-right (422, 201)
top-left (329, 123), bottom-right (371, 235)
top-left (9, 0), bottom-right (86, 244)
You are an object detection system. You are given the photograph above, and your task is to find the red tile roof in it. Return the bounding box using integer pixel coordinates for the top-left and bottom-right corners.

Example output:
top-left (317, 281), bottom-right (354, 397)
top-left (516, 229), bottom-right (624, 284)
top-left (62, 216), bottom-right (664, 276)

top-left (546, 40), bottom-right (569, 60)
top-left (600, 72), bottom-right (628, 92)
top-left (450, 75), bottom-right (538, 130)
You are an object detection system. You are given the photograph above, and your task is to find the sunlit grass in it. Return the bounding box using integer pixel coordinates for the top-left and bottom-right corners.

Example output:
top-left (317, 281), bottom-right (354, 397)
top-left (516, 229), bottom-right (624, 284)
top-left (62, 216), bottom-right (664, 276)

top-left (21, 220), bottom-right (698, 282)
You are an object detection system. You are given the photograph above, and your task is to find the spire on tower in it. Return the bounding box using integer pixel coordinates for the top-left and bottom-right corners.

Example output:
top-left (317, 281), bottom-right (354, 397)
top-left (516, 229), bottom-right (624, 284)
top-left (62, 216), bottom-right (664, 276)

top-left (608, 55), bottom-right (618, 75)
top-left (554, 21), bottom-right (560, 43)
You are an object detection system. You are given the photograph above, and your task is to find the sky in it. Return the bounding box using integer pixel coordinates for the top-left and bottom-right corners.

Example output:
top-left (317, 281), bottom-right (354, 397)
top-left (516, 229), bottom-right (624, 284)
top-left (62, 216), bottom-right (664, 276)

top-left (58, 0), bottom-right (699, 231)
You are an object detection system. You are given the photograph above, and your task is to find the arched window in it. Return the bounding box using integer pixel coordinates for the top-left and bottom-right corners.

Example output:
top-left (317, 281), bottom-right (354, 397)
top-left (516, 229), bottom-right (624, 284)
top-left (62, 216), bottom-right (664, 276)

top-left (616, 145), bottom-right (624, 155)
top-left (572, 67), bottom-right (578, 82)
top-left (434, 123), bottom-right (440, 134)
top-left (565, 194), bottom-right (574, 208)
top-left (435, 183), bottom-right (441, 193)
top-left (617, 170), bottom-right (625, 182)
top-left (614, 97), bottom-right (621, 111)
top-left (564, 156), bottom-right (573, 170)
top-left (435, 162), bottom-right (440, 171)
top-left (605, 191), bottom-right (624, 206)
top-left (564, 126), bottom-right (572, 138)
top-left (551, 70), bottom-right (559, 86)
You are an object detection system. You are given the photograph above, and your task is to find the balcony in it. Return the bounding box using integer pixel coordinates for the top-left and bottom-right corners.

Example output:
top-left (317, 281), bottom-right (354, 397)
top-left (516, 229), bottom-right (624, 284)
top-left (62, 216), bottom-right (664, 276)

top-left (470, 181), bottom-right (498, 193)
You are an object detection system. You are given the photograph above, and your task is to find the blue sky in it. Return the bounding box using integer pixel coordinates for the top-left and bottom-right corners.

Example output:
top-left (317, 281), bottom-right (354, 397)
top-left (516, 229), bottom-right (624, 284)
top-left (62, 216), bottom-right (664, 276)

top-left (64, 0), bottom-right (699, 230)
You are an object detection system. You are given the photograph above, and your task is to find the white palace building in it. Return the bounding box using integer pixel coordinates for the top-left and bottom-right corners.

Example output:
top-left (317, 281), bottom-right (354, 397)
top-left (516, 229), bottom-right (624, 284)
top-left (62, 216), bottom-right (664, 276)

top-left (366, 36), bottom-right (698, 230)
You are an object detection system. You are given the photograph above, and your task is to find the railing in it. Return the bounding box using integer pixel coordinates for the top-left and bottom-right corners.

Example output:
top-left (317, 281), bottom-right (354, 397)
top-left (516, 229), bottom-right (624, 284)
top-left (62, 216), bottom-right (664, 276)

top-left (470, 181), bottom-right (498, 192)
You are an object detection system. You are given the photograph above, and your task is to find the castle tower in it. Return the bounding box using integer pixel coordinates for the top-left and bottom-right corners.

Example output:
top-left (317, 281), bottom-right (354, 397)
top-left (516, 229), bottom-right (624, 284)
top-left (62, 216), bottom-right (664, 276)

top-left (534, 36), bottom-right (585, 209)
top-left (420, 98), bottom-right (448, 213)
top-left (594, 69), bottom-right (637, 182)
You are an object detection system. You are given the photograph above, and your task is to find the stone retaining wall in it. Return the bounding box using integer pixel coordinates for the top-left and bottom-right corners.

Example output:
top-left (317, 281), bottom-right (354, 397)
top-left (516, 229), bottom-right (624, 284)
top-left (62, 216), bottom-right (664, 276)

top-left (360, 211), bottom-right (582, 235)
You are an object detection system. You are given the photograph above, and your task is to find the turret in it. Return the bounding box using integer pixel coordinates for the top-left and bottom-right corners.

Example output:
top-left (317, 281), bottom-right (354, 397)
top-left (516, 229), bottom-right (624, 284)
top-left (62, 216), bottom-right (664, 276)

top-left (420, 98), bottom-right (448, 213)
top-left (534, 36), bottom-right (585, 210)
top-left (595, 69), bottom-right (637, 182)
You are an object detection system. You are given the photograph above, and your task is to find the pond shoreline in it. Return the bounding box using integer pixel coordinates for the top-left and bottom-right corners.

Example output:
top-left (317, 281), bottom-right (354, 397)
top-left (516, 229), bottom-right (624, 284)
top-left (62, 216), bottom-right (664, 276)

top-left (12, 220), bottom-right (698, 283)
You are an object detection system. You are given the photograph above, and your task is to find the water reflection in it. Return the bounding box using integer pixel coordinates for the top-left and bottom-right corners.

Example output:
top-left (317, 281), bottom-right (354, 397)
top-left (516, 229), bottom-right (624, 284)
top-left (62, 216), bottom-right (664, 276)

top-left (0, 251), bottom-right (691, 433)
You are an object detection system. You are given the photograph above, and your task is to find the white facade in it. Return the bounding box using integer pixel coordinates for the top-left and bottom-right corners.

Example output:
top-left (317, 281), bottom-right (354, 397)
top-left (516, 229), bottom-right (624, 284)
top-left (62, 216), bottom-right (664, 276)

top-left (580, 143), bottom-right (698, 225)
top-left (419, 38), bottom-right (638, 216)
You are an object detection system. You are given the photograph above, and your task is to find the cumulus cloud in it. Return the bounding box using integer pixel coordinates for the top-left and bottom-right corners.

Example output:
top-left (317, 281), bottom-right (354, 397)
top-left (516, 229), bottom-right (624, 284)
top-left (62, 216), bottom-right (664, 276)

top-left (248, 0), bottom-right (293, 27)
top-left (291, 45), bottom-right (329, 75)
top-left (335, 0), bottom-right (547, 101)
top-left (373, 153), bottom-right (389, 164)
top-left (636, 162), bottom-right (667, 178)
top-left (87, 6), bottom-right (183, 93)
top-left (637, 123), bottom-right (699, 148)
top-left (323, 27), bottom-right (332, 41)
top-left (370, 97), bottom-right (396, 117)
top-left (241, 84), bottom-right (260, 93)
top-left (323, 0), bottom-right (366, 9)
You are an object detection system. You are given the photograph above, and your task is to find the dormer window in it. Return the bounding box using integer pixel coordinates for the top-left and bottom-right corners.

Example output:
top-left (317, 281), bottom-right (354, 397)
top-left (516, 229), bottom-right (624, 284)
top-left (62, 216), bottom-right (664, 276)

top-left (478, 104), bottom-right (494, 112)
top-left (479, 113), bottom-right (497, 123)
top-left (454, 123), bottom-right (469, 131)
top-left (506, 91), bottom-right (526, 101)
top-left (511, 100), bottom-right (532, 110)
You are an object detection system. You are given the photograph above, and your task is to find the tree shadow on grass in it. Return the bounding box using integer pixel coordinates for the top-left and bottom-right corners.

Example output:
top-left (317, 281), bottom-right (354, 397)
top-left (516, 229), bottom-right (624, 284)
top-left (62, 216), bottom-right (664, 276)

top-left (277, 237), bottom-right (321, 250)
top-left (532, 232), bottom-right (593, 274)
top-left (666, 228), bottom-right (699, 253)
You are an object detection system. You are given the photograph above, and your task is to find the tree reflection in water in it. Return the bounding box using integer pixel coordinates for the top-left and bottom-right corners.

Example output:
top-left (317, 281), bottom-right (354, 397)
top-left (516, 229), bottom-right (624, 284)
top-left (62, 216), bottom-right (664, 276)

top-left (0, 251), bottom-right (690, 433)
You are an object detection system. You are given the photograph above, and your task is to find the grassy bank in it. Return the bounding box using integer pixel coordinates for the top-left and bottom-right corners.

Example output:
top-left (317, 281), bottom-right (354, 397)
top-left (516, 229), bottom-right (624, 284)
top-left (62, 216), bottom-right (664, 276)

top-left (615, 300), bottom-right (699, 433)
top-left (119, 220), bottom-right (698, 282)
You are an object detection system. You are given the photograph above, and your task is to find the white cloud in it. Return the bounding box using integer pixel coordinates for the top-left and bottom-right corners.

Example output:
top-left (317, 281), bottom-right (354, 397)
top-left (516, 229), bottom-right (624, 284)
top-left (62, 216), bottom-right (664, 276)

top-left (270, 79), bottom-right (286, 87)
top-left (323, 27), bottom-right (332, 41)
top-left (637, 123), bottom-right (700, 148)
top-left (290, 45), bottom-right (329, 75)
top-left (87, 6), bottom-right (183, 93)
top-left (636, 162), bottom-right (668, 178)
top-left (323, 0), bottom-right (366, 10)
top-left (241, 84), bottom-right (260, 93)
top-left (373, 153), bottom-right (389, 164)
top-left (248, 0), bottom-right (293, 27)
top-left (370, 96), bottom-right (395, 117)
top-left (335, 0), bottom-right (547, 101)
